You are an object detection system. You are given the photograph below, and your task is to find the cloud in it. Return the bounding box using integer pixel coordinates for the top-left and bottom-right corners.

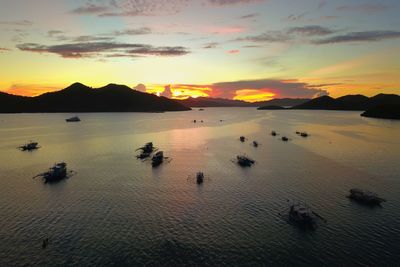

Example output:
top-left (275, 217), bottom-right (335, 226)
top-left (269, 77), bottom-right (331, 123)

top-left (134, 83), bottom-right (147, 92)
top-left (203, 42), bottom-right (219, 49)
top-left (210, 79), bottom-right (328, 99)
top-left (287, 25), bottom-right (336, 36)
top-left (161, 85), bottom-right (173, 98)
top-left (240, 13), bottom-right (259, 19)
top-left (70, 3), bottom-right (110, 14)
top-left (285, 12), bottom-right (307, 22)
top-left (17, 42), bottom-right (190, 58)
top-left (337, 3), bottom-right (391, 14)
top-left (0, 20), bottom-right (33, 26)
top-left (236, 25), bottom-right (336, 43)
top-left (111, 27), bottom-right (152, 36)
top-left (227, 49), bottom-right (240, 54)
top-left (0, 47), bottom-right (11, 52)
top-left (313, 31), bottom-right (400, 44)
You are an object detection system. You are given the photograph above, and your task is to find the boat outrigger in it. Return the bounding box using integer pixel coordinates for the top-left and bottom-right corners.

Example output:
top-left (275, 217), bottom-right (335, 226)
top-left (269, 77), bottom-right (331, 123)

top-left (39, 162), bottom-right (68, 183)
top-left (236, 155), bottom-right (255, 167)
top-left (19, 141), bottom-right (39, 151)
top-left (152, 151), bottom-right (164, 167)
top-left (347, 188), bottom-right (386, 205)
top-left (66, 116), bottom-right (80, 122)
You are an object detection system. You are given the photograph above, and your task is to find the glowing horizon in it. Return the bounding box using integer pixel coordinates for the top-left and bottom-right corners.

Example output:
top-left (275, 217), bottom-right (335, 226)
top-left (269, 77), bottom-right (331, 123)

top-left (0, 0), bottom-right (399, 100)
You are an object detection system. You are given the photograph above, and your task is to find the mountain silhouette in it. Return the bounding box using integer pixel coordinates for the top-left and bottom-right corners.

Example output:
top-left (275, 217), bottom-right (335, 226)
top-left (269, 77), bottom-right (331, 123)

top-left (0, 83), bottom-right (190, 113)
top-left (292, 93), bottom-right (400, 119)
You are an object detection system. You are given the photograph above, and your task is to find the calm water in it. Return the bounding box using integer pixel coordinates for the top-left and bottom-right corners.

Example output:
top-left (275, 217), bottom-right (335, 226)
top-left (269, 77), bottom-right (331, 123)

top-left (0, 108), bottom-right (399, 266)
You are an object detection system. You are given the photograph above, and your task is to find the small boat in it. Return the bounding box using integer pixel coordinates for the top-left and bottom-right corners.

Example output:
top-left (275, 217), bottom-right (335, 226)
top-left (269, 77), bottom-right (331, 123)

top-left (137, 152), bottom-right (151, 159)
top-left (200, 120), bottom-right (204, 123)
top-left (193, 120), bottom-right (197, 123)
top-left (141, 142), bottom-right (154, 153)
top-left (271, 131), bottom-right (277, 136)
top-left (295, 131), bottom-right (300, 135)
top-left (300, 132), bottom-right (308, 137)
top-left (237, 155), bottom-right (255, 167)
top-left (196, 172), bottom-right (204, 184)
top-left (281, 136), bottom-right (289, 141)
top-left (19, 141), bottom-right (39, 151)
top-left (289, 203), bottom-right (317, 228)
top-left (239, 136), bottom-right (246, 142)
top-left (253, 141), bottom-right (258, 147)
top-left (42, 162), bottom-right (67, 183)
top-left (347, 188), bottom-right (386, 205)
top-left (66, 116), bottom-right (80, 122)
top-left (151, 151), bottom-right (164, 167)
top-left (199, 108), bottom-right (204, 111)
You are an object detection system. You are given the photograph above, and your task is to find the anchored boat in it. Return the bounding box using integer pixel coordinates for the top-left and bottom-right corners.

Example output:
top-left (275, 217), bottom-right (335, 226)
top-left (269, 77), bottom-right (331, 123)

top-left (66, 116), bottom-right (80, 122)
top-left (42, 162), bottom-right (67, 183)
top-left (237, 155), bottom-right (255, 167)
top-left (152, 151), bottom-right (164, 167)
top-left (19, 141), bottom-right (39, 151)
top-left (196, 172), bottom-right (204, 184)
top-left (347, 188), bottom-right (386, 205)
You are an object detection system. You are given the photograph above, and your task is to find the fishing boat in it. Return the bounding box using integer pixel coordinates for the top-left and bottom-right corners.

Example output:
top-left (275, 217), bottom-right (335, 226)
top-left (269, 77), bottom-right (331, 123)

top-left (196, 172), bottom-right (204, 184)
top-left (151, 151), bottom-right (164, 167)
top-left (289, 203), bottom-right (316, 228)
top-left (281, 136), bottom-right (289, 141)
top-left (237, 155), bottom-right (255, 167)
top-left (42, 162), bottom-right (67, 183)
top-left (19, 141), bottom-right (39, 151)
top-left (240, 136), bottom-right (246, 142)
top-left (271, 131), bottom-right (277, 136)
top-left (253, 141), bottom-right (259, 147)
top-left (347, 188), bottom-right (386, 205)
top-left (66, 116), bottom-right (80, 122)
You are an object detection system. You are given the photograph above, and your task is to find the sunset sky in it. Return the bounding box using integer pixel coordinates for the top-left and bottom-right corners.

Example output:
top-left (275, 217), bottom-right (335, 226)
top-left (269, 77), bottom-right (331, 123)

top-left (0, 0), bottom-right (399, 101)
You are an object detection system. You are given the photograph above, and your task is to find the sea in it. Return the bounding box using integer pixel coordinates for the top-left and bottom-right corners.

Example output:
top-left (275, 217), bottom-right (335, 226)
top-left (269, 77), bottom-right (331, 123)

top-left (0, 108), bottom-right (399, 266)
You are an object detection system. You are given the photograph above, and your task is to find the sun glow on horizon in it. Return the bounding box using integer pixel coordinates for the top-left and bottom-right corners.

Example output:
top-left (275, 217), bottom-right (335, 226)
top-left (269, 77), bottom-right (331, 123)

top-left (233, 89), bottom-right (276, 102)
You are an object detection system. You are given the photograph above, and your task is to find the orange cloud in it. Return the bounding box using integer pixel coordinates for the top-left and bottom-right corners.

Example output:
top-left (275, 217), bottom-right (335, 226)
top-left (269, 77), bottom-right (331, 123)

top-left (227, 49), bottom-right (240, 54)
top-left (5, 84), bottom-right (60, 96)
top-left (233, 89), bottom-right (275, 102)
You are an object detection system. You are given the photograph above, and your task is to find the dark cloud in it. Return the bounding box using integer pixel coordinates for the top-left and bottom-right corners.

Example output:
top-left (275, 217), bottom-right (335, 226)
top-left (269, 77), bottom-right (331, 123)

top-left (17, 42), bottom-right (190, 58)
top-left (285, 12), bottom-right (307, 22)
top-left (240, 13), bottom-right (259, 19)
top-left (47, 30), bottom-right (64, 37)
top-left (337, 3), bottom-right (391, 14)
top-left (237, 25), bottom-right (336, 43)
top-left (0, 20), bottom-right (33, 26)
top-left (287, 25), bottom-right (336, 36)
top-left (112, 27), bottom-right (152, 36)
top-left (237, 31), bottom-right (292, 43)
top-left (210, 79), bottom-right (328, 99)
top-left (313, 31), bottom-right (400, 44)
top-left (70, 3), bottom-right (110, 14)
top-left (203, 42), bottom-right (219, 49)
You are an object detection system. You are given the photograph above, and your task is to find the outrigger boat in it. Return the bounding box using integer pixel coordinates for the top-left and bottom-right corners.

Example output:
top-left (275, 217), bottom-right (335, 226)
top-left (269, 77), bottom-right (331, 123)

top-left (252, 141), bottom-right (259, 147)
top-left (19, 141), bottom-right (39, 151)
top-left (271, 131), bottom-right (277, 136)
top-left (66, 116), bottom-right (80, 122)
top-left (151, 151), bottom-right (164, 167)
top-left (347, 188), bottom-right (386, 205)
top-left (281, 136), bottom-right (289, 141)
top-left (288, 202), bottom-right (326, 229)
top-left (40, 162), bottom-right (68, 183)
top-left (236, 155), bottom-right (255, 167)
top-left (136, 142), bottom-right (155, 159)
top-left (239, 136), bottom-right (246, 142)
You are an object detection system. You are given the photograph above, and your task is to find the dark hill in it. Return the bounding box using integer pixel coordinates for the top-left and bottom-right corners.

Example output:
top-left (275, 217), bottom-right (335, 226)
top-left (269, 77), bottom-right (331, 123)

top-left (293, 95), bottom-right (336, 110)
top-left (255, 98), bottom-right (310, 108)
top-left (361, 104), bottom-right (400, 119)
top-left (0, 83), bottom-right (190, 113)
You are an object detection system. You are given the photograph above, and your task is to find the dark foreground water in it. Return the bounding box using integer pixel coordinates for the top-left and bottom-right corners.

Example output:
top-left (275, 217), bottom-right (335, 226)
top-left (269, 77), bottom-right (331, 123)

top-left (0, 108), bottom-right (399, 266)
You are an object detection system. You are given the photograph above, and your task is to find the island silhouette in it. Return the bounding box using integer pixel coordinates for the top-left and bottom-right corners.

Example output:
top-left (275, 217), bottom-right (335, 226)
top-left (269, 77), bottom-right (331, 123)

top-left (0, 83), bottom-right (190, 113)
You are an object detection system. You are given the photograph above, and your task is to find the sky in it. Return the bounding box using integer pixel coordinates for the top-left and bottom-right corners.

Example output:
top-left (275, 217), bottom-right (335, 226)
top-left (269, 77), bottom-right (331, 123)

top-left (0, 0), bottom-right (399, 102)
